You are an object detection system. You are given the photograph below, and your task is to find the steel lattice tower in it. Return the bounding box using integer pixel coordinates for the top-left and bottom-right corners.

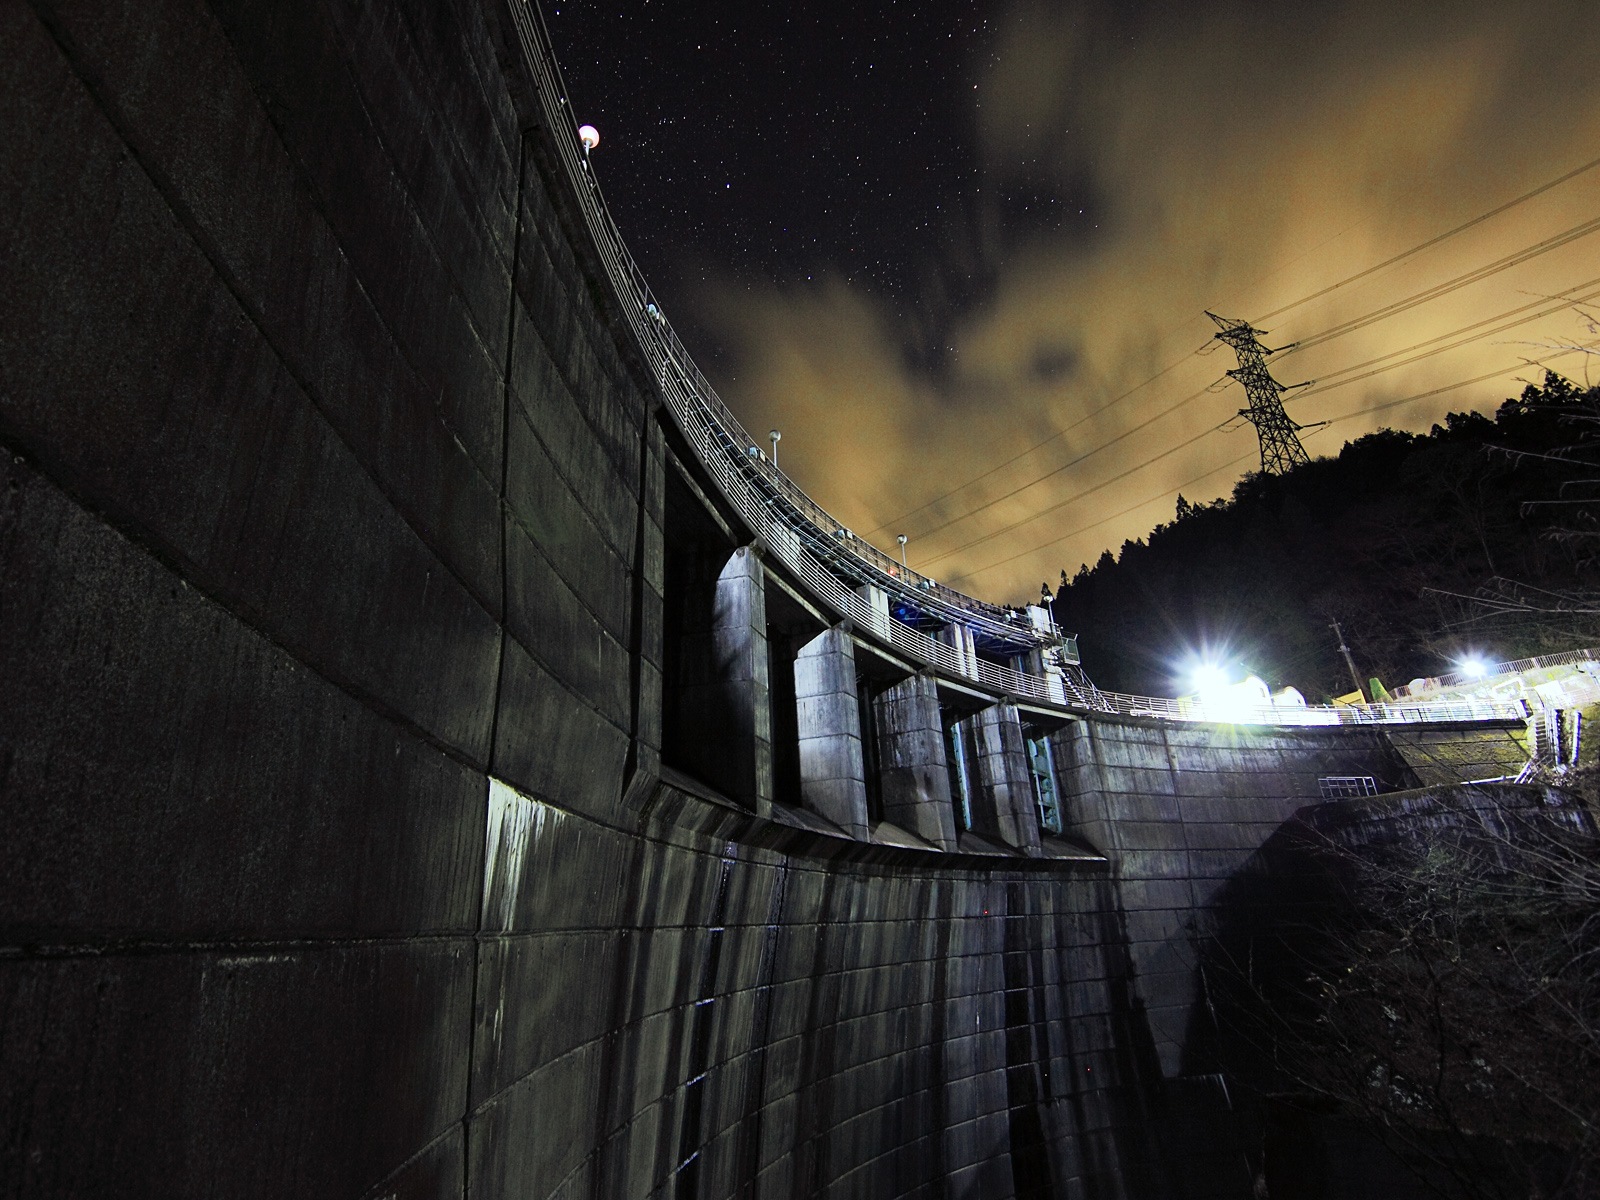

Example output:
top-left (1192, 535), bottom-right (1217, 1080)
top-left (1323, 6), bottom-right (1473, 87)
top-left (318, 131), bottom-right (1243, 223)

top-left (1207, 311), bottom-right (1312, 475)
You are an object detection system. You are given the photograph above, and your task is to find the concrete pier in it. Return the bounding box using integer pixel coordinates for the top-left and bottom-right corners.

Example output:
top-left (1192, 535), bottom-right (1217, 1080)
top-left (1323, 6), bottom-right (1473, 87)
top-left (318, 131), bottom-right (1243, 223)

top-left (794, 624), bottom-right (870, 837)
top-left (872, 671), bottom-right (959, 850)
top-left (854, 582), bottom-right (893, 642)
top-left (938, 621), bottom-right (979, 675)
top-left (676, 544), bottom-right (775, 814)
top-left (716, 546), bottom-right (774, 815)
top-left (972, 702), bottom-right (1043, 855)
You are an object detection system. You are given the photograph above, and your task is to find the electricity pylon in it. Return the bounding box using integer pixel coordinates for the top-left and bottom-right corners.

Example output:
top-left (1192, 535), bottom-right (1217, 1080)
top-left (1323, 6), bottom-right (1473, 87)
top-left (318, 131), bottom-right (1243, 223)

top-left (1207, 311), bottom-right (1316, 475)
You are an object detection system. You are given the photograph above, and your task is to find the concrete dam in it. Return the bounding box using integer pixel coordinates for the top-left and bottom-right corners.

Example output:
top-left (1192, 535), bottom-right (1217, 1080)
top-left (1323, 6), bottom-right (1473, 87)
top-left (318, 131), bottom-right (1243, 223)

top-left (0, 2), bottom-right (1532, 1197)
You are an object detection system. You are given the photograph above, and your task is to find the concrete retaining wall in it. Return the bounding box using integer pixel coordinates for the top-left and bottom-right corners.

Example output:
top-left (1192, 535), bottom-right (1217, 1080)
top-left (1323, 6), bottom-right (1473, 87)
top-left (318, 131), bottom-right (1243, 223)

top-left (1052, 715), bottom-right (1528, 1079)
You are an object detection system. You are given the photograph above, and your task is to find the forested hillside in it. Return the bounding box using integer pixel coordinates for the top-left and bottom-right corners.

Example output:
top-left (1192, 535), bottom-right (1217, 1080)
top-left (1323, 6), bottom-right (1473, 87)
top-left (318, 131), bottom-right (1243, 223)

top-left (1050, 373), bottom-right (1600, 700)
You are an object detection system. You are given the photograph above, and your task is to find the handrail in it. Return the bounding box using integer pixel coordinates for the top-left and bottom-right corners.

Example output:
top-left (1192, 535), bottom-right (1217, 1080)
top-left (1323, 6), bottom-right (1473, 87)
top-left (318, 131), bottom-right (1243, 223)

top-left (1399, 647), bottom-right (1600, 695)
top-left (501, 2), bottom-right (1527, 731)
top-left (1078, 691), bottom-right (1524, 726)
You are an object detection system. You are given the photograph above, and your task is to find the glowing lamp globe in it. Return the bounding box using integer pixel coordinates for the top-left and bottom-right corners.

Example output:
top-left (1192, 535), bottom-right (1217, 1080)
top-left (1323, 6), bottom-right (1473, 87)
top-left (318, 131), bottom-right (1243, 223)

top-left (578, 124), bottom-right (600, 151)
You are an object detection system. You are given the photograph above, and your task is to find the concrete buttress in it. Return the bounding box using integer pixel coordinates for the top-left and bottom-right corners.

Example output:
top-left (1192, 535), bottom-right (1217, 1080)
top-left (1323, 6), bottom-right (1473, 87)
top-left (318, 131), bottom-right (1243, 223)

top-left (973, 702), bottom-right (1043, 855)
top-left (711, 545), bottom-right (774, 814)
top-left (873, 671), bottom-right (959, 850)
top-left (794, 624), bottom-right (870, 838)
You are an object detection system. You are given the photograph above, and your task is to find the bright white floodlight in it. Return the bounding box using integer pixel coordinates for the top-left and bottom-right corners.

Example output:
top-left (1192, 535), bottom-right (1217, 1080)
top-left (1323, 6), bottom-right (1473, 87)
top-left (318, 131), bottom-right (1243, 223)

top-left (578, 124), bottom-right (600, 151)
top-left (1187, 662), bottom-right (1230, 698)
top-left (1460, 656), bottom-right (1488, 679)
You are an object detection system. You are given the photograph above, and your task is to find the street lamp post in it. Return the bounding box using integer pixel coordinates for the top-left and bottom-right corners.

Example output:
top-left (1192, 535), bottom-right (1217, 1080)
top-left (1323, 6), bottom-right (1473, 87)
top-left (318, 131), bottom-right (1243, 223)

top-left (768, 429), bottom-right (781, 469)
top-left (897, 534), bottom-right (908, 569)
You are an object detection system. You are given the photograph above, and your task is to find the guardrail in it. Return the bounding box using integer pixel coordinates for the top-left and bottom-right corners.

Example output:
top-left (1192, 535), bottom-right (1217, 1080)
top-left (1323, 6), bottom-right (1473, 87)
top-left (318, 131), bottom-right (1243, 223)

top-left (502, 2), bottom-right (1528, 731)
top-left (1408, 647), bottom-right (1600, 693)
top-left (1086, 692), bottom-right (1525, 726)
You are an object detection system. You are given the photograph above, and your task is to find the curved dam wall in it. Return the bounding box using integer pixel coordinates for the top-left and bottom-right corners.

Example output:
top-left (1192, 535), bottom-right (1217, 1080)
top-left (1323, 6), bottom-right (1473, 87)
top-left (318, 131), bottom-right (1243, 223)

top-left (0, 3), bottom-right (1145, 1197)
top-left (0, 2), bottom-right (1531, 1199)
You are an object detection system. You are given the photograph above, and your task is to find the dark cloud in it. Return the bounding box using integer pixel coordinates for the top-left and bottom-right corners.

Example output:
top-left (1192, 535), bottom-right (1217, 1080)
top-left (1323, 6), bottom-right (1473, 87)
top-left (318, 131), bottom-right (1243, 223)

top-left (1030, 343), bottom-right (1078, 384)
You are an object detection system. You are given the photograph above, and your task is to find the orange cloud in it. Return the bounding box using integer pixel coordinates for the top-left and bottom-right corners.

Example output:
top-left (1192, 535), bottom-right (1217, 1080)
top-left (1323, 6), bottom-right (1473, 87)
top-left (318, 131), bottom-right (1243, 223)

top-left (700, 0), bottom-right (1600, 604)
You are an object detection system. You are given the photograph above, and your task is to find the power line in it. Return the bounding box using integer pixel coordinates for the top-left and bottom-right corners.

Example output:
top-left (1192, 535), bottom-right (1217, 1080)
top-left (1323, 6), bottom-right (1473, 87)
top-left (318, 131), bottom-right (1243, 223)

top-left (889, 219), bottom-right (1600, 550)
top-left (1288, 278), bottom-right (1600, 397)
top-left (905, 289), bottom-right (1495, 549)
top-left (863, 205), bottom-right (1409, 539)
top-left (947, 448), bottom-right (1258, 584)
top-left (903, 381), bottom-right (1217, 544)
top-left (873, 168), bottom-right (1600, 579)
top-left (1254, 152), bottom-right (1600, 323)
top-left (921, 410), bottom-right (1230, 567)
top-left (954, 343), bottom-right (1599, 584)
top-left (861, 348), bottom-right (1200, 538)
top-left (1310, 339), bottom-right (1600, 431)
top-left (1281, 213), bottom-right (1600, 355)
top-left (903, 306), bottom-right (1532, 552)
top-left (1298, 297), bottom-right (1600, 399)
top-left (870, 172), bottom-right (1593, 540)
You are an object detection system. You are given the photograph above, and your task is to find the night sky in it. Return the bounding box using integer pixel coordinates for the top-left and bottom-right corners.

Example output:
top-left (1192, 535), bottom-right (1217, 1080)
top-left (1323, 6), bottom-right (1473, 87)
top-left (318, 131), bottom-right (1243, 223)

top-left (548, 0), bottom-right (1600, 604)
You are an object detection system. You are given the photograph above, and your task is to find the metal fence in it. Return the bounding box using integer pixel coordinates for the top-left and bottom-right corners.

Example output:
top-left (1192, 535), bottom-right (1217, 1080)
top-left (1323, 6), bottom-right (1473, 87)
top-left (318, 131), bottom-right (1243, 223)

top-left (1418, 647), bottom-right (1600, 692)
top-left (502, 2), bottom-right (1526, 731)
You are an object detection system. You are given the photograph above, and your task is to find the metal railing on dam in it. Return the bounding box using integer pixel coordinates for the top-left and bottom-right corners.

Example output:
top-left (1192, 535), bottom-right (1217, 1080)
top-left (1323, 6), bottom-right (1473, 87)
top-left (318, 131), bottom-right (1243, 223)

top-left (502, 1), bottom-right (1525, 731)
top-left (1401, 646), bottom-right (1600, 694)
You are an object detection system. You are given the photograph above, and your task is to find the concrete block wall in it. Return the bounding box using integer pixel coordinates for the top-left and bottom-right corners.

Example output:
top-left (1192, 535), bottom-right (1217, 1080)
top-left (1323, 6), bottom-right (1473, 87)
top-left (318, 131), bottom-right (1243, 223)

top-left (2, 2), bottom-right (520, 1196)
top-left (1043, 718), bottom-right (1400, 1197)
top-left (1051, 716), bottom-right (1418, 1080)
top-left (573, 785), bottom-right (1168, 1200)
top-left (1386, 722), bottom-right (1530, 785)
top-left (1047, 713), bottom-right (1531, 1197)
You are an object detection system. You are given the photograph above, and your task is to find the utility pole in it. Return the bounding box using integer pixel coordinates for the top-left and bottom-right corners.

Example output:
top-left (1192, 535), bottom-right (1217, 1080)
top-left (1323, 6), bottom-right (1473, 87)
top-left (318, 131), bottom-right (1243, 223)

top-left (1329, 619), bottom-right (1366, 701)
top-left (1207, 311), bottom-right (1315, 475)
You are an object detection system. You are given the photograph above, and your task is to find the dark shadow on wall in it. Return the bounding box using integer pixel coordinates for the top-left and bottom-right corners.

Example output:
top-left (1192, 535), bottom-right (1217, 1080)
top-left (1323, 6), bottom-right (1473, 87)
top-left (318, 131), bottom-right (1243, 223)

top-left (1188, 783), bottom-right (1599, 1200)
top-left (1046, 884), bottom-right (1178, 1200)
top-left (660, 462), bottom-right (739, 795)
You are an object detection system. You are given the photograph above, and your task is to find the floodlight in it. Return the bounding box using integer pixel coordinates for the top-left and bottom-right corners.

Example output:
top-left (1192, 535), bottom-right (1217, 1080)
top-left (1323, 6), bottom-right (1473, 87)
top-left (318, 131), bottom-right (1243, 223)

top-left (1187, 662), bottom-right (1230, 697)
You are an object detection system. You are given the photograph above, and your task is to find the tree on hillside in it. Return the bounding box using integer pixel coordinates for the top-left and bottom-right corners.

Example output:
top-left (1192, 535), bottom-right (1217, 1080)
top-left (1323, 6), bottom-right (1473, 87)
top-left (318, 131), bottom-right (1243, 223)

top-left (1433, 373), bottom-right (1600, 630)
top-left (1052, 373), bottom-right (1600, 698)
